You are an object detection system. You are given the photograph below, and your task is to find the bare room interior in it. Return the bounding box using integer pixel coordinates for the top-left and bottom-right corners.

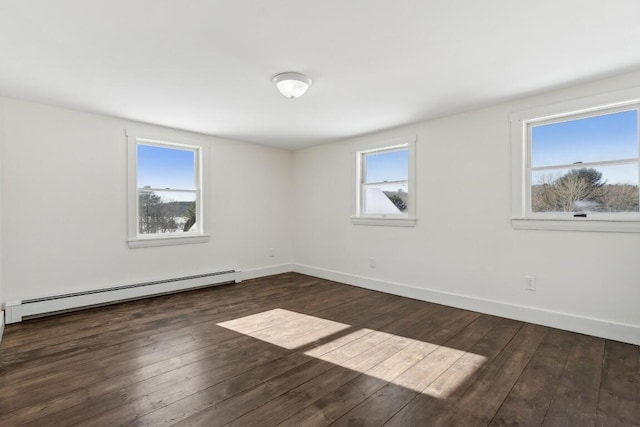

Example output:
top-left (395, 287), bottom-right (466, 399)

top-left (0, 1), bottom-right (639, 425)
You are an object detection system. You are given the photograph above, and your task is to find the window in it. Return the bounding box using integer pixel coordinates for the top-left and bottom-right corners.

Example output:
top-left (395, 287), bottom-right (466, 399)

top-left (510, 88), bottom-right (640, 232)
top-left (352, 135), bottom-right (416, 226)
top-left (127, 130), bottom-right (209, 247)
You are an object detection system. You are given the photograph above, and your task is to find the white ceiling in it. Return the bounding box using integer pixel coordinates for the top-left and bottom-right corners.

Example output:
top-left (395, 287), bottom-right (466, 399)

top-left (0, 1), bottom-right (639, 149)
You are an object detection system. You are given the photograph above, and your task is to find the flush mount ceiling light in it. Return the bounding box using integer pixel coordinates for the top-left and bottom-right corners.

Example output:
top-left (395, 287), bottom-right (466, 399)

top-left (272, 72), bottom-right (313, 99)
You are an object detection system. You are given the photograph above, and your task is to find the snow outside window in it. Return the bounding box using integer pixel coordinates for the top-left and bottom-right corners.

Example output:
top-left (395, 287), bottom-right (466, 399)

top-left (352, 135), bottom-right (416, 227)
top-left (127, 131), bottom-right (210, 247)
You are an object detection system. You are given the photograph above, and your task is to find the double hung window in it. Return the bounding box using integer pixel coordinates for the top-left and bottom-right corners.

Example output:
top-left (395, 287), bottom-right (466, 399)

top-left (510, 88), bottom-right (640, 232)
top-left (127, 131), bottom-right (209, 247)
top-left (352, 135), bottom-right (416, 226)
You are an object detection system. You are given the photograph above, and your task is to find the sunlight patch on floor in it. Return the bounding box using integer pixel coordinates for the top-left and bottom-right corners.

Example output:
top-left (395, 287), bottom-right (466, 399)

top-left (218, 308), bottom-right (486, 398)
top-left (217, 308), bottom-right (351, 349)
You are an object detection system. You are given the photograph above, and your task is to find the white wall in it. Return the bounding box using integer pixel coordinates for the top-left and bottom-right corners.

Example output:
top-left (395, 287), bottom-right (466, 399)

top-left (0, 98), bottom-right (293, 302)
top-left (293, 70), bottom-right (640, 344)
top-left (1, 72), bottom-right (638, 345)
top-left (0, 101), bottom-right (4, 341)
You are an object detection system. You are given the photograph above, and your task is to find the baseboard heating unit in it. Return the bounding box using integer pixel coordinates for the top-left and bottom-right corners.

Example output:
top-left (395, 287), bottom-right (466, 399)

top-left (5, 269), bottom-right (241, 324)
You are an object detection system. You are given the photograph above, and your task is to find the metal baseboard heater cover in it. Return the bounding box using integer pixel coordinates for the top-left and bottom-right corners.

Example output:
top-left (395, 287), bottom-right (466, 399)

top-left (5, 269), bottom-right (242, 324)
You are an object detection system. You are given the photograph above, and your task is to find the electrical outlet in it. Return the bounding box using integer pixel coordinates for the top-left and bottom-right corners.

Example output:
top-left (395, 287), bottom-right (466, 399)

top-left (525, 276), bottom-right (536, 291)
top-left (369, 257), bottom-right (376, 268)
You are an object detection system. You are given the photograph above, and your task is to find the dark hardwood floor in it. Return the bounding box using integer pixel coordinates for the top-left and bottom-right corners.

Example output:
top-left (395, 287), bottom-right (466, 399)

top-left (1, 272), bottom-right (638, 426)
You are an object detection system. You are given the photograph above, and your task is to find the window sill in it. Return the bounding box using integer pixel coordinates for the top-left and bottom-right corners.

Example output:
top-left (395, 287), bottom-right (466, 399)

top-left (511, 217), bottom-right (640, 233)
top-left (128, 234), bottom-right (211, 248)
top-left (351, 217), bottom-right (417, 227)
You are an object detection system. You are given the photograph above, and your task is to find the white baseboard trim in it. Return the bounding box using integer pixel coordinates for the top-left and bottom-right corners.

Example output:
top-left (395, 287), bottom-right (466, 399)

top-left (239, 264), bottom-right (294, 281)
top-left (0, 311), bottom-right (4, 345)
top-left (293, 264), bottom-right (640, 346)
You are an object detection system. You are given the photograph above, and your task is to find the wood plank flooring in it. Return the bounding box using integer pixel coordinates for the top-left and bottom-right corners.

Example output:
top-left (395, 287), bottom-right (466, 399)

top-left (1, 272), bottom-right (638, 426)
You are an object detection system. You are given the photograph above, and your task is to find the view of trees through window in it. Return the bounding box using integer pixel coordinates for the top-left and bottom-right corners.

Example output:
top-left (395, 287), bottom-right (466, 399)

top-left (386, 191), bottom-right (407, 212)
top-left (532, 168), bottom-right (639, 213)
top-left (138, 192), bottom-right (196, 234)
top-left (530, 109), bottom-right (639, 214)
top-left (137, 143), bottom-right (198, 235)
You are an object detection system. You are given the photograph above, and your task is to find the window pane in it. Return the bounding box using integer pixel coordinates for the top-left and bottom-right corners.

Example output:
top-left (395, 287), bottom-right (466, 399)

top-left (363, 182), bottom-right (408, 215)
top-left (138, 190), bottom-right (197, 234)
top-left (531, 110), bottom-right (638, 168)
top-left (365, 149), bottom-right (408, 183)
top-left (137, 144), bottom-right (196, 190)
top-left (531, 165), bottom-right (639, 213)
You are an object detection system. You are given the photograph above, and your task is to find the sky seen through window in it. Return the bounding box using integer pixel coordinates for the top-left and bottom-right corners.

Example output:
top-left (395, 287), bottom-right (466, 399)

top-left (137, 144), bottom-right (196, 202)
top-left (531, 110), bottom-right (638, 185)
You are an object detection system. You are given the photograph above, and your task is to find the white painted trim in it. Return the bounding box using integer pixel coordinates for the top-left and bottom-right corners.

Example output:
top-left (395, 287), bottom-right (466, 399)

top-left (352, 135), bottom-right (417, 224)
top-left (351, 217), bottom-right (416, 227)
top-left (512, 217), bottom-right (640, 233)
top-left (239, 264), bottom-right (294, 281)
top-left (0, 311), bottom-right (4, 344)
top-left (128, 234), bottom-right (211, 248)
top-left (293, 264), bottom-right (640, 346)
top-left (510, 86), bottom-right (640, 232)
top-left (126, 128), bottom-right (210, 247)
top-left (510, 87), bottom-right (640, 126)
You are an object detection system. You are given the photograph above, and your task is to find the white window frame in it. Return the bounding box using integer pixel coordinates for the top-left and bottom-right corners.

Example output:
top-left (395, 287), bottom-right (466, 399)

top-left (126, 129), bottom-right (210, 248)
top-left (352, 135), bottom-right (417, 227)
top-left (510, 87), bottom-right (640, 233)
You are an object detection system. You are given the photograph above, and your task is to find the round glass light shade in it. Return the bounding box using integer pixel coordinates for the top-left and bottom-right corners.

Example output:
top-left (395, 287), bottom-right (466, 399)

top-left (273, 72), bottom-right (312, 99)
